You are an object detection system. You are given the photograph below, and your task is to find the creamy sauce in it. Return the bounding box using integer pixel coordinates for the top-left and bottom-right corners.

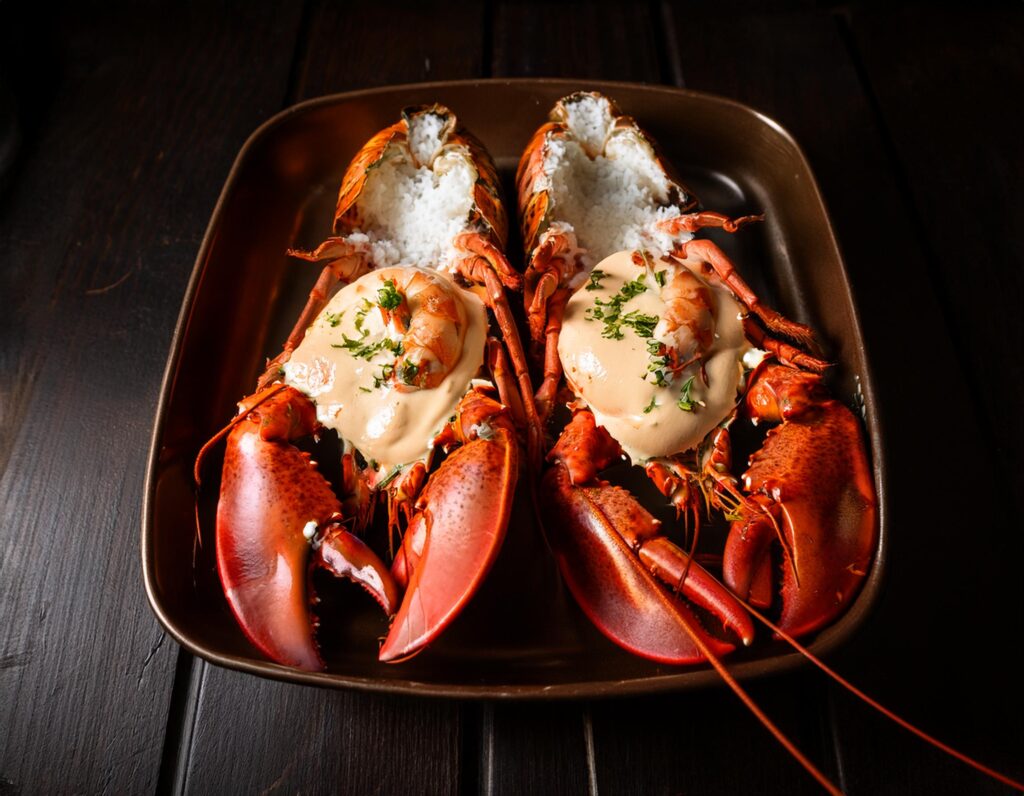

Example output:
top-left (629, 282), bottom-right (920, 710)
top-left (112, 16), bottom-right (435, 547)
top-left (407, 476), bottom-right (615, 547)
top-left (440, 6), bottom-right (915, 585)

top-left (558, 250), bottom-right (751, 462)
top-left (284, 267), bottom-right (487, 470)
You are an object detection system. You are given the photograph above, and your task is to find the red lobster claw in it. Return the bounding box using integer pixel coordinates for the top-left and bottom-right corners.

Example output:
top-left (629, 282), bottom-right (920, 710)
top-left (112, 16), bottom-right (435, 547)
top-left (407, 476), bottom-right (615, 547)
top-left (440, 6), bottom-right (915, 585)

top-left (379, 390), bottom-right (518, 662)
top-left (216, 386), bottom-right (397, 670)
top-left (723, 364), bottom-right (877, 638)
top-left (539, 411), bottom-right (754, 665)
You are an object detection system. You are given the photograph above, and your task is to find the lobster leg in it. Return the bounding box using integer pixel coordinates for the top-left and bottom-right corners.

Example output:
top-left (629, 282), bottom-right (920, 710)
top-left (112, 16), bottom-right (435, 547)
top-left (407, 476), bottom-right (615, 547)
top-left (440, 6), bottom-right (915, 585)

top-left (453, 231), bottom-right (543, 465)
top-left (741, 317), bottom-right (829, 373)
top-left (657, 210), bottom-right (764, 236)
top-left (723, 364), bottom-right (877, 638)
top-left (379, 390), bottom-right (518, 662)
top-left (216, 386), bottom-right (397, 670)
top-left (672, 238), bottom-right (817, 350)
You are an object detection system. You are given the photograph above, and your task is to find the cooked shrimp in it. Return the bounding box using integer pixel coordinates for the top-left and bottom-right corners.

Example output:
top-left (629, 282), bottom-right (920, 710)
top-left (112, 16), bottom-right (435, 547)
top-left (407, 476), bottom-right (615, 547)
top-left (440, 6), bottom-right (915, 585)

top-left (654, 265), bottom-right (714, 363)
top-left (389, 269), bottom-right (466, 391)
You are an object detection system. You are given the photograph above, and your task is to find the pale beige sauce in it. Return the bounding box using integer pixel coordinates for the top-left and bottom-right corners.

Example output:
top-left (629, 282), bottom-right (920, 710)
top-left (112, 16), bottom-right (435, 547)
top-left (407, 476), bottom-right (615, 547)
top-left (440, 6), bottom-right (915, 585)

top-left (283, 267), bottom-right (487, 470)
top-left (558, 250), bottom-right (750, 463)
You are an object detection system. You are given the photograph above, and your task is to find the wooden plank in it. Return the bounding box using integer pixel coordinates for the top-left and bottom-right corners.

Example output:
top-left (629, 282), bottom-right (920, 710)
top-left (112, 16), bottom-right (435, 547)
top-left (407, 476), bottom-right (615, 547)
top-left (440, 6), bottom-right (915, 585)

top-left (492, 0), bottom-right (663, 82)
top-left (484, 703), bottom-right (592, 795)
top-left (0, 2), bottom-right (304, 793)
top-left (590, 676), bottom-right (836, 795)
top-left (665, 6), bottom-right (1023, 793)
top-left (182, 667), bottom-right (460, 794)
top-left (846, 7), bottom-right (1024, 501)
top-left (178, 3), bottom-right (486, 793)
top-left (296, 0), bottom-right (486, 97)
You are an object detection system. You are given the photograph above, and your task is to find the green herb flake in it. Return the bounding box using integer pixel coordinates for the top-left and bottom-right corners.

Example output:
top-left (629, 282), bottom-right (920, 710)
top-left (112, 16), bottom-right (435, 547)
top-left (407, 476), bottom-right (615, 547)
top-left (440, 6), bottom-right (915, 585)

top-left (585, 269), bottom-right (607, 291)
top-left (354, 298), bottom-right (372, 337)
top-left (621, 310), bottom-right (657, 339)
top-left (400, 360), bottom-right (420, 385)
top-left (377, 279), bottom-right (402, 311)
top-left (372, 362), bottom-right (395, 389)
top-left (358, 386), bottom-right (371, 393)
top-left (332, 334), bottom-right (386, 360)
top-left (677, 376), bottom-right (697, 412)
top-left (584, 273), bottom-right (649, 340)
top-left (377, 466), bottom-right (403, 489)
top-left (323, 310), bottom-right (344, 327)
top-left (643, 396), bottom-right (658, 414)
top-left (654, 270), bottom-right (667, 288)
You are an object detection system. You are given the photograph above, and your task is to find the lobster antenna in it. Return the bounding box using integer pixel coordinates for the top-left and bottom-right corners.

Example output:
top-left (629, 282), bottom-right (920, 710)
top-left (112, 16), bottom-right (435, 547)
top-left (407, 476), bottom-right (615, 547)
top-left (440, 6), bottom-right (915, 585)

top-left (734, 599), bottom-right (1024, 792)
top-left (671, 607), bottom-right (842, 795)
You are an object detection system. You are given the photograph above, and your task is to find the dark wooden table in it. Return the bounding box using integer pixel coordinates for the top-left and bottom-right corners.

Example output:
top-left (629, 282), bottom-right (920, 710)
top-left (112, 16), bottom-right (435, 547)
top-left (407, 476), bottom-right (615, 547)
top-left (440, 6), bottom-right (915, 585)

top-left (2, 3), bottom-right (1022, 794)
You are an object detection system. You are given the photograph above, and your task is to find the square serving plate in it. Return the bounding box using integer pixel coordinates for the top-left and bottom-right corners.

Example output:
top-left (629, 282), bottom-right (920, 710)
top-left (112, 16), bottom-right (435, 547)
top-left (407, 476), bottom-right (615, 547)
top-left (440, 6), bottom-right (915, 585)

top-left (141, 79), bottom-right (886, 698)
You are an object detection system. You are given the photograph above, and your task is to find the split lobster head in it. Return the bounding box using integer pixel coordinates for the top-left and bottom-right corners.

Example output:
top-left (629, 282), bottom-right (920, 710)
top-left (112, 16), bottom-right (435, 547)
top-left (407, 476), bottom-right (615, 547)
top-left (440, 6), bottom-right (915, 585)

top-left (517, 90), bottom-right (878, 665)
top-left (199, 104), bottom-right (536, 670)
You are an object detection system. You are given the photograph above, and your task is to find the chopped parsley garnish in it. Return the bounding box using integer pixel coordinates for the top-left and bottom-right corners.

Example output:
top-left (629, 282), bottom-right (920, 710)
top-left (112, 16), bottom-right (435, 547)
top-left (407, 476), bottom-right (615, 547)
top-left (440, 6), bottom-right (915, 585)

top-left (585, 269), bottom-right (607, 291)
top-left (399, 360), bottom-right (420, 385)
top-left (643, 395), bottom-right (658, 414)
top-left (646, 340), bottom-right (670, 386)
top-left (372, 362), bottom-right (395, 389)
top-left (323, 310), bottom-right (344, 327)
top-left (654, 270), bottom-right (667, 287)
top-left (677, 376), bottom-right (696, 412)
top-left (377, 279), bottom-right (402, 311)
top-left (332, 334), bottom-right (402, 360)
top-left (358, 386), bottom-right (371, 393)
top-left (585, 273), bottom-right (649, 339)
top-left (620, 310), bottom-right (657, 339)
top-left (354, 298), bottom-right (372, 337)
top-left (377, 466), bottom-right (402, 489)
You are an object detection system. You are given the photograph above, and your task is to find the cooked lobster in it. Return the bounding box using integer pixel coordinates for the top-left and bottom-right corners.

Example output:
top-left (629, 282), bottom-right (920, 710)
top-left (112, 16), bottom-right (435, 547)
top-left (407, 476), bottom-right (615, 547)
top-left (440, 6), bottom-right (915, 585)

top-left (516, 90), bottom-right (1024, 795)
top-left (197, 105), bottom-right (536, 670)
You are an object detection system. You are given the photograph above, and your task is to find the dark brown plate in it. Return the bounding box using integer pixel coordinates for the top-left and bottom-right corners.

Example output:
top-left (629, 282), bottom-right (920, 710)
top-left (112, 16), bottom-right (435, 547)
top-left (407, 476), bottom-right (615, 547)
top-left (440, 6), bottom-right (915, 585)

top-left (141, 78), bottom-right (885, 698)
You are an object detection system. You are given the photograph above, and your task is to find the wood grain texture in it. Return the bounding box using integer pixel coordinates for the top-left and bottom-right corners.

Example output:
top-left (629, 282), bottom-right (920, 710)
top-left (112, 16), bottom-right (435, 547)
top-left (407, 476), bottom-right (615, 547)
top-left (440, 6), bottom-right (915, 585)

top-left (590, 676), bottom-right (838, 795)
top-left (182, 667), bottom-right (460, 794)
top-left (295, 0), bottom-right (486, 98)
top-left (665, 6), bottom-right (1024, 793)
top-left (482, 703), bottom-right (592, 795)
top-left (847, 7), bottom-right (1024, 500)
top-left (0, 2), bottom-right (304, 793)
top-left (491, 0), bottom-right (663, 82)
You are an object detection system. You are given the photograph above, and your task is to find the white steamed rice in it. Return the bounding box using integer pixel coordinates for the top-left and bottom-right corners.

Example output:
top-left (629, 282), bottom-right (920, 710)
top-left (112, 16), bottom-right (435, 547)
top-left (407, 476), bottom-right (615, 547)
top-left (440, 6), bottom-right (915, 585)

top-left (542, 94), bottom-right (690, 265)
